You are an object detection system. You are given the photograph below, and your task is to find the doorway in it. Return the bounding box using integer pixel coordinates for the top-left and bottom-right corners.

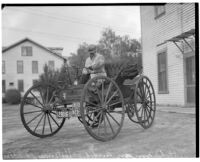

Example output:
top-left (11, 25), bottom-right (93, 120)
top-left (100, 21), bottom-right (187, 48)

top-left (184, 54), bottom-right (195, 105)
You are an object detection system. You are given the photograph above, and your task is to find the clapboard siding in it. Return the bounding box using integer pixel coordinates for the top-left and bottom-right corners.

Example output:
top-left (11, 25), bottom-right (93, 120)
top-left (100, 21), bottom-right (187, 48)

top-left (2, 40), bottom-right (65, 95)
top-left (140, 3), bottom-right (195, 106)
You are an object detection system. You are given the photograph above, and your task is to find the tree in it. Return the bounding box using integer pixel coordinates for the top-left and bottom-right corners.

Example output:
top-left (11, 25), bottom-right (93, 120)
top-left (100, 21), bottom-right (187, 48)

top-left (68, 42), bottom-right (89, 82)
top-left (98, 28), bottom-right (141, 63)
top-left (67, 27), bottom-right (142, 81)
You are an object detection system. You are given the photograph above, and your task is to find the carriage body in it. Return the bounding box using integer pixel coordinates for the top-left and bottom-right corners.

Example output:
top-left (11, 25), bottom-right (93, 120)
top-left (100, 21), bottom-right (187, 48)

top-left (20, 60), bottom-right (156, 141)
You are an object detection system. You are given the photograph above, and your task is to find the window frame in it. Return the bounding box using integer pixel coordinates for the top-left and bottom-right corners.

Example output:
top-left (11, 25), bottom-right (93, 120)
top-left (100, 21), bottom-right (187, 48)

top-left (2, 60), bottom-right (5, 74)
top-left (21, 46), bottom-right (33, 56)
top-left (18, 80), bottom-right (24, 92)
top-left (154, 5), bottom-right (166, 19)
top-left (157, 49), bottom-right (169, 94)
top-left (17, 60), bottom-right (23, 74)
top-left (48, 60), bottom-right (55, 70)
top-left (32, 61), bottom-right (38, 74)
top-left (2, 80), bottom-right (6, 93)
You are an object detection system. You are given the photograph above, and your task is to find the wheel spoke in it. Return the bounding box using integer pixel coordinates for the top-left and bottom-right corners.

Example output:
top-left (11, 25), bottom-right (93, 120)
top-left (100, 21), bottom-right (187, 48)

top-left (106, 90), bottom-right (118, 104)
top-left (147, 104), bottom-right (155, 112)
top-left (105, 114), bottom-right (115, 135)
top-left (24, 110), bottom-right (42, 114)
top-left (48, 91), bottom-right (56, 104)
top-left (102, 80), bottom-right (104, 103)
top-left (136, 105), bottom-right (143, 112)
top-left (49, 113), bottom-right (59, 127)
top-left (26, 112), bottom-right (43, 125)
top-left (108, 101), bottom-right (122, 107)
top-left (139, 83), bottom-right (145, 99)
top-left (85, 107), bottom-right (104, 116)
top-left (34, 113), bottom-right (45, 132)
top-left (106, 111), bottom-right (120, 126)
top-left (95, 86), bottom-right (102, 104)
top-left (42, 113), bottom-right (46, 135)
top-left (25, 102), bottom-right (43, 109)
top-left (109, 110), bottom-right (123, 114)
top-left (105, 82), bottom-right (112, 102)
top-left (47, 113), bottom-right (53, 133)
top-left (50, 111), bottom-right (57, 115)
top-left (89, 110), bottom-right (102, 127)
top-left (137, 91), bottom-right (143, 100)
top-left (97, 111), bottom-right (103, 136)
top-left (144, 84), bottom-right (147, 98)
top-left (103, 113), bottom-right (107, 135)
top-left (30, 91), bottom-right (44, 107)
top-left (140, 106), bottom-right (144, 120)
top-left (46, 87), bottom-right (49, 104)
top-left (85, 101), bottom-right (98, 107)
top-left (144, 108), bottom-right (150, 125)
top-left (39, 88), bottom-right (45, 105)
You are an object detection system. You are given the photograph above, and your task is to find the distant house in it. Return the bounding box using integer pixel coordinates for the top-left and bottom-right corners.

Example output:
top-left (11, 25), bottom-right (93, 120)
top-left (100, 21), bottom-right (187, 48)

top-left (2, 37), bottom-right (66, 95)
top-left (140, 4), bottom-right (195, 106)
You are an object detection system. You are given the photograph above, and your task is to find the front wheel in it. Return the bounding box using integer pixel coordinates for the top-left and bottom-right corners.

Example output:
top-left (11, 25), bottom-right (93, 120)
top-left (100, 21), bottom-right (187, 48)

top-left (80, 76), bottom-right (125, 141)
top-left (20, 83), bottom-right (65, 138)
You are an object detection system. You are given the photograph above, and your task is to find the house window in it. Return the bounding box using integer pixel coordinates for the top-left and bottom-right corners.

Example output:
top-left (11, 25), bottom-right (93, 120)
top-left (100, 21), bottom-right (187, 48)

top-left (157, 50), bottom-right (168, 93)
top-left (18, 80), bottom-right (24, 92)
top-left (21, 46), bottom-right (32, 56)
top-left (48, 60), bottom-right (55, 70)
top-left (154, 5), bottom-right (165, 19)
top-left (32, 61), bottom-right (38, 74)
top-left (17, 61), bottom-right (23, 73)
top-left (2, 60), bottom-right (5, 74)
top-left (2, 80), bottom-right (6, 93)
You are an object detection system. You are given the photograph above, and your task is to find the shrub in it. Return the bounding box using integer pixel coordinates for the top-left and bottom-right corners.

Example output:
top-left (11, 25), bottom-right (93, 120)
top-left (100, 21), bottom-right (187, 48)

top-left (38, 63), bottom-right (71, 86)
top-left (5, 89), bottom-right (21, 104)
top-left (38, 64), bottom-right (59, 85)
top-left (2, 97), bottom-right (7, 103)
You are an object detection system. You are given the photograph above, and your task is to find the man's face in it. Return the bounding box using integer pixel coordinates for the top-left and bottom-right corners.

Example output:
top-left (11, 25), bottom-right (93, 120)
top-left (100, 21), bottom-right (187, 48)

top-left (89, 52), bottom-right (95, 59)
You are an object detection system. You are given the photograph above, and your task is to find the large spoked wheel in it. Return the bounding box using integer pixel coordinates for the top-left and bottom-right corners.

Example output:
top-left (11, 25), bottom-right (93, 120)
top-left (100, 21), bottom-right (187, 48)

top-left (134, 76), bottom-right (156, 129)
top-left (80, 76), bottom-right (125, 142)
top-left (20, 83), bottom-right (65, 138)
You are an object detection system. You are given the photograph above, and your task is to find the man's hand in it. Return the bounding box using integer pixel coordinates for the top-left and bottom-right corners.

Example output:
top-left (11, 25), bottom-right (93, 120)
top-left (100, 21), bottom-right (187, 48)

top-left (88, 66), bottom-right (93, 70)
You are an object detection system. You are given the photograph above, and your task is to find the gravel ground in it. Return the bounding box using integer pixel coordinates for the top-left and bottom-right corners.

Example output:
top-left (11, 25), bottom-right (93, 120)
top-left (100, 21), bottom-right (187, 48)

top-left (2, 103), bottom-right (196, 159)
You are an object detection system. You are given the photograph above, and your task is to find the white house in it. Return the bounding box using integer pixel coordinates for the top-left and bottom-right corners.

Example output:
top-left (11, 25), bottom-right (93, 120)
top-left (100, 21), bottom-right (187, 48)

top-left (140, 3), bottom-right (195, 107)
top-left (2, 37), bottom-right (66, 96)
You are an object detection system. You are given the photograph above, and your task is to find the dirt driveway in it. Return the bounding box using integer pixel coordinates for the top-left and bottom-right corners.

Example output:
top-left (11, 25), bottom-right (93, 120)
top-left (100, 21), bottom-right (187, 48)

top-left (2, 104), bottom-right (196, 158)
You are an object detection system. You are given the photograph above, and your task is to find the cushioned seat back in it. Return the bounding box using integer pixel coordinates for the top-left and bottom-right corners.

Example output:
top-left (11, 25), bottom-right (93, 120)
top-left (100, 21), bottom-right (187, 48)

top-left (104, 62), bottom-right (124, 78)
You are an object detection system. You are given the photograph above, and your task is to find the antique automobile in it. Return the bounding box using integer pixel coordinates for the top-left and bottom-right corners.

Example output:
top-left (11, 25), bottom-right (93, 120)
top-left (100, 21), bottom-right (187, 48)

top-left (20, 60), bottom-right (156, 142)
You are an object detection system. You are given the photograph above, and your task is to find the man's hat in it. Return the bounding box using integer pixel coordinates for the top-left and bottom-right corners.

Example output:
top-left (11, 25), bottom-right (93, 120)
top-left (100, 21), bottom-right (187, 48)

top-left (88, 44), bottom-right (96, 53)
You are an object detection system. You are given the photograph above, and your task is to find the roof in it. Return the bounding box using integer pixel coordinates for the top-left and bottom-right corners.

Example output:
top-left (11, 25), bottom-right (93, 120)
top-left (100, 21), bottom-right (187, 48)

top-left (47, 47), bottom-right (63, 50)
top-left (166, 29), bottom-right (195, 42)
top-left (2, 37), bottom-right (66, 61)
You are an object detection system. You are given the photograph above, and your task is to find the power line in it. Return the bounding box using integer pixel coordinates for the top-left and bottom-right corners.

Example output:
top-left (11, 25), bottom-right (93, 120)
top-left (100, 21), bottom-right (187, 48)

top-left (28, 7), bottom-right (136, 32)
top-left (3, 26), bottom-right (96, 43)
top-left (5, 7), bottom-right (135, 34)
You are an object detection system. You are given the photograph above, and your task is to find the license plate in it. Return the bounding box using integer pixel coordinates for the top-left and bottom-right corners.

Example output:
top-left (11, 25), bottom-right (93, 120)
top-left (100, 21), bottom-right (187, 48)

top-left (56, 110), bottom-right (69, 118)
top-left (56, 102), bottom-right (80, 118)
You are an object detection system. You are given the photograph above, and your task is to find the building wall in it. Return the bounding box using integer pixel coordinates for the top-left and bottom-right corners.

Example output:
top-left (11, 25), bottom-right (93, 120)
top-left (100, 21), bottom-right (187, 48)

top-left (140, 4), bottom-right (195, 106)
top-left (2, 41), bottom-right (65, 95)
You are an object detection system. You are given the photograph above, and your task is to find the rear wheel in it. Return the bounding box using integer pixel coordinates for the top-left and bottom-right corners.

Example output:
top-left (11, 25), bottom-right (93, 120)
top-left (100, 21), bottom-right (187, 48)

top-left (20, 83), bottom-right (65, 138)
top-left (80, 76), bottom-right (125, 141)
top-left (134, 76), bottom-right (156, 129)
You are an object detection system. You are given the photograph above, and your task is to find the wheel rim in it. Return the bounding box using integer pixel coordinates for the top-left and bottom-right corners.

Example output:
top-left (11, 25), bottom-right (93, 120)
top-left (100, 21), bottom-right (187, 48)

top-left (80, 76), bottom-right (125, 141)
top-left (127, 103), bottom-right (140, 123)
top-left (20, 84), bottom-right (65, 138)
top-left (134, 76), bottom-right (156, 129)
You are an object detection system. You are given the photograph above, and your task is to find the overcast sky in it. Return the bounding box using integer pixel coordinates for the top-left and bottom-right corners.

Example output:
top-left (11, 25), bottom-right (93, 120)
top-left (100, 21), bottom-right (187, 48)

top-left (2, 6), bottom-right (141, 56)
